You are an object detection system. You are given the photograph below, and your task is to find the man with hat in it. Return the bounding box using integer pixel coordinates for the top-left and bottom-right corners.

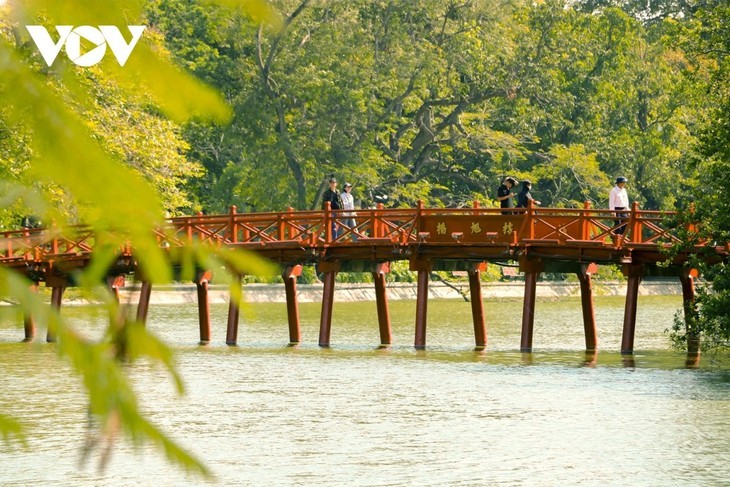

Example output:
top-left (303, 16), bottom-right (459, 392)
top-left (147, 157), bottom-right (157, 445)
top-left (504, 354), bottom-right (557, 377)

top-left (609, 176), bottom-right (630, 235)
top-left (322, 177), bottom-right (344, 238)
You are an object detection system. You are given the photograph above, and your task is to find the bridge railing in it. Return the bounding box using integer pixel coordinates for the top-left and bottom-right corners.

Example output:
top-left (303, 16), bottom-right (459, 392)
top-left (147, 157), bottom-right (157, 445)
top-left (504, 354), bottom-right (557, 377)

top-left (0, 202), bottom-right (700, 266)
top-left (0, 228), bottom-right (45, 262)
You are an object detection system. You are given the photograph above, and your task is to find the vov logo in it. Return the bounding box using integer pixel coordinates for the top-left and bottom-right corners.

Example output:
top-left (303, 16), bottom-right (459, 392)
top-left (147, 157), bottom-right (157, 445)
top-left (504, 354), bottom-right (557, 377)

top-left (26, 25), bottom-right (146, 67)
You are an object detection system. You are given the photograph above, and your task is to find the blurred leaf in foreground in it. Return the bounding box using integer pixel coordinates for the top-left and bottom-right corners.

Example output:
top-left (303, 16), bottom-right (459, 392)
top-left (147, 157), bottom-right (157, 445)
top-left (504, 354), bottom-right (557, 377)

top-left (0, 0), bottom-right (279, 477)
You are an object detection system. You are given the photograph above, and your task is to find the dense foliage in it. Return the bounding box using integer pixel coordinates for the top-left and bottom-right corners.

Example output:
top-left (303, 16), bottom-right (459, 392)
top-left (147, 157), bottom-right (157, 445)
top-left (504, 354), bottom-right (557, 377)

top-left (145, 0), bottom-right (700, 213)
top-left (669, 0), bottom-right (730, 358)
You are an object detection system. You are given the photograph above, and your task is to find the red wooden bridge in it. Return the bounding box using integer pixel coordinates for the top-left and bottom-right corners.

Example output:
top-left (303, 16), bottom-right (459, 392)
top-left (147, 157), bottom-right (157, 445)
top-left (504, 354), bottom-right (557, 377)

top-left (1, 201), bottom-right (723, 355)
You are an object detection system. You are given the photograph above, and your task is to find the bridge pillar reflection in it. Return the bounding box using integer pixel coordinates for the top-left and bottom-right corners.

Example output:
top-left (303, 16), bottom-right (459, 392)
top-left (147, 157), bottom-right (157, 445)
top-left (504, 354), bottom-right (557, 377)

top-left (282, 265), bottom-right (303, 345)
top-left (410, 258), bottom-right (432, 349)
top-left (467, 262), bottom-right (488, 350)
top-left (577, 263), bottom-right (599, 352)
top-left (519, 258), bottom-right (544, 352)
top-left (318, 261), bottom-right (340, 347)
top-left (372, 262), bottom-right (392, 347)
top-left (226, 273), bottom-right (243, 346)
top-left (23, 282), bottom-right (39, 342)
top-left (621, 264), bottom-right (644, 354)
top-left (194, 271), bottom-right (213, 345)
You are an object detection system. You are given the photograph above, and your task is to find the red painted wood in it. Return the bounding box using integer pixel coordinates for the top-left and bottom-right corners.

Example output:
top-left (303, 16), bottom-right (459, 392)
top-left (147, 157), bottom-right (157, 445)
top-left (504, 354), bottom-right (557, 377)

top-left (577, 265), bottom-right (598, 352)
top-left (319, 271), bottom-right (337, 347)
top-left (283, 265), bottom-right (302, 344)
top-left (226, 275), bottom-right (242, 346)
top-left (48, 284), bottom-right (66, 343)
top-left (23, 282), bottom-right (38, 342)
top-left (621, 265), bottom-right (643, 354)
top-left (468, 266), bottom-right (487, 349)
top-left (680, 270), bottom-right (700, 356)
top-left (194, 271), bottom-right (213, 345)
top-left (135, 281), bottom-right (152, 326)
top-left (520, 271), bottom-right (538, 352)
top-left (414, 270), bottom-right (429, 350)
top-left (373, 263), bottom-right (392, 346)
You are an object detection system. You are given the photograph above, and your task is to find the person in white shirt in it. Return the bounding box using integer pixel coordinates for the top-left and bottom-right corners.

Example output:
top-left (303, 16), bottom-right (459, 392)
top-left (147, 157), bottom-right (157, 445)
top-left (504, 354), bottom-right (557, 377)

top-left (609, 176), bottom-right (630, 235)
top-left (341, 182), bottom-right (357, 241)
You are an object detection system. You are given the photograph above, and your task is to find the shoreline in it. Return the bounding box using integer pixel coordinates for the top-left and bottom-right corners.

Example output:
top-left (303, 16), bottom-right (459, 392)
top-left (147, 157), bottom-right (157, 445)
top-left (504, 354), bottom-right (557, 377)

top-left (86, 281), bottom-right (681, 306)
top-left (1, 281), bottom-right (683, 307)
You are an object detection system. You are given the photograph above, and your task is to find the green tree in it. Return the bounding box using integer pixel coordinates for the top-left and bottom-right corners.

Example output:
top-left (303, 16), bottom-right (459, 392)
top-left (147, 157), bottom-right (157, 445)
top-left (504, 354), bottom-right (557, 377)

top-left (507, 2), bottom-right (697, 210)
top-left (670, 0), bottom-right (730, 359)
top-left (150, 0), bottom-right (702, 212)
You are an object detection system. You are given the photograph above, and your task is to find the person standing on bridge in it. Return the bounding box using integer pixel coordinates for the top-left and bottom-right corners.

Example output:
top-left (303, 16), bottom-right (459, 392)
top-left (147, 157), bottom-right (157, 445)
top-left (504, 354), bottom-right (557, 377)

top-left (341, 182), bottom-right (358, 241)
top-left (609, 176), bottom-right (630, 235)
top-left (497, 177), bottom-right (518, 214)
top-left (516, 180), bottom-right (541, 209)
top-left (322, 177), bottom-right (344, 239)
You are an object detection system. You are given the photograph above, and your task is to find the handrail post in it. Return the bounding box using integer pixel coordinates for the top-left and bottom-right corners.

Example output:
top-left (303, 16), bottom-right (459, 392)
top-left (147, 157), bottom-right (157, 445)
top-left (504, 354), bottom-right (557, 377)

top-left (229, 205), bottom-right (238, 243)
top-left (196, 211), bottom-right (204, 242)
top-left (416, 200), bottom-right (424, 236)
top-left (23, 229), bottom-right (31, 260)
top-left (527, 199), bottom-right (535, 240)
top-left (629, 202), bottom-right (641, 243)
top-left (286, 206), bottom-right (295, 240)
top-left (277, 211), bottom-right (285, 241)
top-left (51, 220), bottom-right (59, 254)
top-left (324, 201), bottom-right (332, 243)
top-left (581, 201), bottom-right (591, 240)
top-left (375, 202), bottom-right (384, 238)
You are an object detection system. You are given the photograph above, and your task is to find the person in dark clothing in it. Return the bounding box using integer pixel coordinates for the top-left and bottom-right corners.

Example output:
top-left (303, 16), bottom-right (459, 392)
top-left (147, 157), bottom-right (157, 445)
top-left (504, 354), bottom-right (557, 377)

top-left (321, 178), bottom-right (344, 238)
top-left (497, 177), bottom-right (518, 214)
top-left (321, 178), bottom-right (343, 211)
top-left (516, 180), bottom-right (541, 209)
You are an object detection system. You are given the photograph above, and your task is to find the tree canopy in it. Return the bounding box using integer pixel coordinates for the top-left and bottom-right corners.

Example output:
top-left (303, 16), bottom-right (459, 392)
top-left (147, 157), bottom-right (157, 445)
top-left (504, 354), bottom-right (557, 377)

top-left (144, 0), bottom-right (702, 214)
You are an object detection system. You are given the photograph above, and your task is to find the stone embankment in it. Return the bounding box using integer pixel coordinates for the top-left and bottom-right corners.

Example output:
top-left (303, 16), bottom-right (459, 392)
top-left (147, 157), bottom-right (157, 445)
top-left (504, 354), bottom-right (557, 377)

top-left (111, 280), bottom-right (682, 305)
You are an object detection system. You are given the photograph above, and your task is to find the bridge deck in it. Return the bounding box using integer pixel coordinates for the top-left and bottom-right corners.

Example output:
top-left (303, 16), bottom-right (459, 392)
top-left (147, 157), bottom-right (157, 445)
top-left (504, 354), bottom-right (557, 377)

top-left (0, 201), bottom-right (721, 280)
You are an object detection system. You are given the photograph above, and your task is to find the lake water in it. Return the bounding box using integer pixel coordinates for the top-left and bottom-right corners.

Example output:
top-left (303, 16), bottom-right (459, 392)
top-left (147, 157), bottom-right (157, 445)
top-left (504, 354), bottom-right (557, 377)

top-left (0, 295), bottom-right (728, 486)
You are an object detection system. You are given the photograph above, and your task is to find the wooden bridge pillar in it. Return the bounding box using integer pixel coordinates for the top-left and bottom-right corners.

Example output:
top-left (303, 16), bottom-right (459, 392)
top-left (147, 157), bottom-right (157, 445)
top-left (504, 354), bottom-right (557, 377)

top-left (621, 264), bottom-right (644, 354)
top-left (519, 258), bottom-right (543, 352)
top-left (23, 282), bottom-right (38, 342)
top-left (194, 270), bottom-right (213, 345)
top-left (318, 262), bottom-right (340, 347)
top-left (576, 263), bottom-right (599, 351)
top-left (135, 281), bottom-right (152, 326)
top-left (679, 268), bottom-right (700, 357)
top-left (410, 258), bottom-right (432, 350)
top-left (372, 262), bottom-right (392, 347)
top-left (47, 277), bottom-right (67, 343)
top-left (282, 265), bottom-right (303, 345)
top-left (468, 262), bottom-right (488, 350)
top-left (226, 273), bottom-right (243, 346)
